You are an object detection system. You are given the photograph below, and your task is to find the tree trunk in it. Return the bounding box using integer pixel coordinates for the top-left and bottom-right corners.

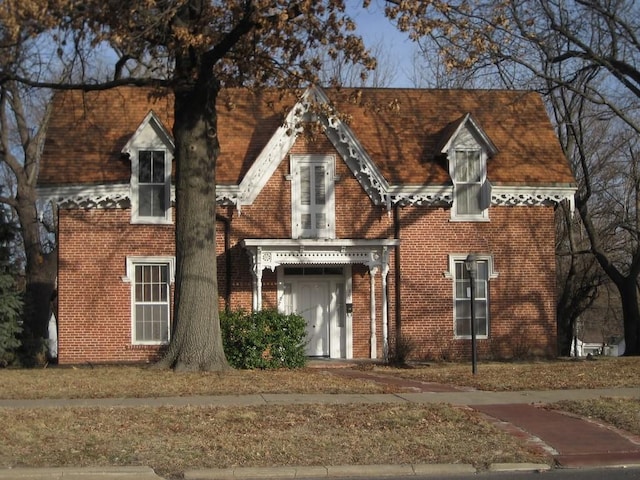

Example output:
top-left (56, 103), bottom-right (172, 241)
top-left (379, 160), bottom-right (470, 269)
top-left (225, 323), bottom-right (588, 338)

top-left (618, 279), bottom-right (640, 356)
top-left (16, 181), bottom-right (57, 365)
top-left (155, 74), bottom-right (230, 372)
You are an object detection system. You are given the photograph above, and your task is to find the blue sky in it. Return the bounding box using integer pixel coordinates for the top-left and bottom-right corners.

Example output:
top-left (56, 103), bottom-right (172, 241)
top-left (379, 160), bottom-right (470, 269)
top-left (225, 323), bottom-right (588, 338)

top-left (346, 1), bottom-right (419, 87)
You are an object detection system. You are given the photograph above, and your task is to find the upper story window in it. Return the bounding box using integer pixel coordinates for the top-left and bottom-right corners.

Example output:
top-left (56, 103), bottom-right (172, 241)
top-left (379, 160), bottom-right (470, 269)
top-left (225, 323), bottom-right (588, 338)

top-left (442, 114), bottom-right (496, 222)
top-left (451, 148), bottom-right (487, 219)
top-left (290, 154), bottom-right (335, 239)
top-left (136, 150), bottom-right (170, 220)
top-left (123, 111), bottom-right (175, 225)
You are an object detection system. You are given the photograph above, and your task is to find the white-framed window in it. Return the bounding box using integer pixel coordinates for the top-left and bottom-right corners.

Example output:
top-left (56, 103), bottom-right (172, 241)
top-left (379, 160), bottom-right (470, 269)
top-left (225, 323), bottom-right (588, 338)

top-left (445, 254), bottom-right (498, 339)
top-left (124, 256), bottom-right (175, 345)
top-left (451, 148), bottom-right (488, 221)
top-left (290, 155), bottom-right (335, 239)
top-left (131, 148), bottom-right (172, 224)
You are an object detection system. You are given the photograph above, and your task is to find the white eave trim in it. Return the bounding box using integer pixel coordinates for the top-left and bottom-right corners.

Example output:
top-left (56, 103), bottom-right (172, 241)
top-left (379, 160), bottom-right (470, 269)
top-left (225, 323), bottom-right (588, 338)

top-left (37, 182), bottom-right (576, 211)
top-left (491, 184), bottom-right (576, 212)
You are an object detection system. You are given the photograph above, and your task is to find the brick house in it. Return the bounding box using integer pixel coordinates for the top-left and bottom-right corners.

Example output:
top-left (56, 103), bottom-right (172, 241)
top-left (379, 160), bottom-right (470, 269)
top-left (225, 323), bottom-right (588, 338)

top-left (38, 86), bottom-right (575, 364)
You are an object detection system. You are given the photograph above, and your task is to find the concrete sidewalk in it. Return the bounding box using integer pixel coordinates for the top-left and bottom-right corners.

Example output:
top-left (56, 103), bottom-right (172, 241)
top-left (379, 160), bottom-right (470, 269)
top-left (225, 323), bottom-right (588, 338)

top-left (1, 387), bottom-right (638, 409)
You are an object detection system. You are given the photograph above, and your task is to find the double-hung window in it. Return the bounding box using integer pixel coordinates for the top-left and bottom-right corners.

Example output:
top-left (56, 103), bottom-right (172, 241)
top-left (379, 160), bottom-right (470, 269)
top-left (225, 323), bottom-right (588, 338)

top-left (132, 150), bottom-right (171, 223)
top-left (291, 155), bottom-right (335, 239)
top-left (446, 254), bottom-right (497, 339)
top-left (453, 149), bottom-right (483, 217)
top-left (444, 118), bottom-right (495, 221)
top-left (126, 257), bottom-right (174, 345)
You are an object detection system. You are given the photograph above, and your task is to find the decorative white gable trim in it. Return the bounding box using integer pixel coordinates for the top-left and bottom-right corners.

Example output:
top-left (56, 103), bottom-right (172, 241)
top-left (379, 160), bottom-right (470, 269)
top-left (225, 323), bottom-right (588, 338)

top-left (235, 86), bottom-right (389, 208)
top-left (439, 113), bottom-right (498, 157)
top-left (308, 87), bottom-right (389, 205)
top-left (36, 88), bottom-right (576, 215)
top-left (121, 111), bottom-right (174, 155)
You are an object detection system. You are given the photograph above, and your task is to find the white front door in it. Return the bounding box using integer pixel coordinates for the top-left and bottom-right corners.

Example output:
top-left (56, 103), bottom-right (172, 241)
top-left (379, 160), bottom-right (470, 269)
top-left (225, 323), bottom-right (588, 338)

top-left (296, 281), bottom-right (330, 356)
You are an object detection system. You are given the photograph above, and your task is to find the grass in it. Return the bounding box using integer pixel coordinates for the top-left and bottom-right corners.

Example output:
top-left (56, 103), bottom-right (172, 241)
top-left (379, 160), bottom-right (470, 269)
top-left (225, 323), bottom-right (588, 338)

top-left (1, 356), bottom-right (638, 400)
top-left (1, 357), bottom-right (638, 479)
top-left (0, 367), bottom-right (389, 400)
top-left (376, 356), bottom-right (640, 391)
top-left (550, 397), bottom-right (640, 436)
top-left (0, 403), bottom-right (547, 479)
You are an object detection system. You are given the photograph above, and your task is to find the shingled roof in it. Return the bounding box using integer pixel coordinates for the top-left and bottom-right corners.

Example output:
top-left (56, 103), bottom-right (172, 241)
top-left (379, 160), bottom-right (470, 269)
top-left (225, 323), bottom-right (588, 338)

top-left (39, 86), bottom-right (575, 188)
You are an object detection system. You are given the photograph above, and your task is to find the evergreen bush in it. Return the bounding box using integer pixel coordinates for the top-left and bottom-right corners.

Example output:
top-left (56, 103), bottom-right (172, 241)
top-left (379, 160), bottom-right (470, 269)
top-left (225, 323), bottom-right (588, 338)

top-left (221, 309), bottom-right (307, 369)
top-left (0, 215), bottom-right (23, 367)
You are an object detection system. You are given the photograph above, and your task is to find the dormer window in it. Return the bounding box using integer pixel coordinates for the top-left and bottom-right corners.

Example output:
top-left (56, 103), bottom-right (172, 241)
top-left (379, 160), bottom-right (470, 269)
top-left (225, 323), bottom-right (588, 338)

top-left (123, 111), bottom-right (174, 225)
top-left (441, 113), bottom-right (496, 222)
top-left (452, 148), bottom-right (486, 219)
top-left (138, 150), bottom-right (169, 219)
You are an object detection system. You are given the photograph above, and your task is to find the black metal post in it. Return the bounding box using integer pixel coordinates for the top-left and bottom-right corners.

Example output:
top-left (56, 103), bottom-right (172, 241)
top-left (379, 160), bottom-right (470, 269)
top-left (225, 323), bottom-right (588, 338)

top-left (465, 254), bottom-right (478, 375)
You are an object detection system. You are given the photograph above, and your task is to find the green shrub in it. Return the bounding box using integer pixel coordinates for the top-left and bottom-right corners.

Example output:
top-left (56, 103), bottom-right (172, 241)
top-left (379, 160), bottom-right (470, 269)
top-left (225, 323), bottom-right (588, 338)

top-left (221, 309), bottom-right (307, 369)
top-left (0, 273), bottom-right (22, 366)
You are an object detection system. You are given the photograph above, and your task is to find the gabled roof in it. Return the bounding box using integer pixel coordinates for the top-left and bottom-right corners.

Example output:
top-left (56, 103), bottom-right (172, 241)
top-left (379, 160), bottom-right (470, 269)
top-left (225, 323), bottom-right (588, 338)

top-left (121, 110), bottom-right (174, 154)
top-left (437, 113), bottom-right (498, 157)
top-left (39, 86), bottom-right (575, 191)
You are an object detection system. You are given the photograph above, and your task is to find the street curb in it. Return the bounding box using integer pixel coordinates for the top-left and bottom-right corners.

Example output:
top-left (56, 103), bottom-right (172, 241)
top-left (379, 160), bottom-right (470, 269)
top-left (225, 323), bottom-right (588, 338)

top-left (183, 463), bottom-right (548, 479)
top-left (0, 466), bottom-right (162, 479)
top-left (488, 463), bottom-right (552, 472)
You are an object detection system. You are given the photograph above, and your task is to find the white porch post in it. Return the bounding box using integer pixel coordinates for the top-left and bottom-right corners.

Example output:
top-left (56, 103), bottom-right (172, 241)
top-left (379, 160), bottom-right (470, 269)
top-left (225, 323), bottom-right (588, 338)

top-left (381, 247), bottom-right (390, 362)
top-left (249, 247), bottom-right (264, 312)
top-left (369, 266), bottom-right (378, 359)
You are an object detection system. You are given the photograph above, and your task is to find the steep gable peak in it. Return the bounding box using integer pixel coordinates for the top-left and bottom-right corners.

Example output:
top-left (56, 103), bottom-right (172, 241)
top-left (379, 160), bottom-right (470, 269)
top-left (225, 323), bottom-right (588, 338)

top-left (438, 113), bottom-right (498, 157)
top-left (121, 110), bottom-right (174, 155)
top-left (231, 86), bottom-right (387, 208)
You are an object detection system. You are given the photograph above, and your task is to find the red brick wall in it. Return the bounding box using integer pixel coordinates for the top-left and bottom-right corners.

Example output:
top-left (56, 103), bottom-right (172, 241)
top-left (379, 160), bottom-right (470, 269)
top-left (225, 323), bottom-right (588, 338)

top-left (57, 209), bottom-right (175, 364)
top-left (396, 205), bottom-right (557, 361)
top-left (56, 134), bottom-right (557, 363)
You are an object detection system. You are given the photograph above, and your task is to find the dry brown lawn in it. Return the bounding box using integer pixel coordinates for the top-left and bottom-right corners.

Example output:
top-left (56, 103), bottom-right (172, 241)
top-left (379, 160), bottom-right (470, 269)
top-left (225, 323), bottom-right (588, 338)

top-left (376, 356), bottom-right (640, 391)
top-left (1, 357), bottom-right (638, 479)
top-left (0, 403), bottom-right (547, 479)
top-left (1, 356), bottom-right (638, 400)
top-left (550, 397), bottom-right (640, 436)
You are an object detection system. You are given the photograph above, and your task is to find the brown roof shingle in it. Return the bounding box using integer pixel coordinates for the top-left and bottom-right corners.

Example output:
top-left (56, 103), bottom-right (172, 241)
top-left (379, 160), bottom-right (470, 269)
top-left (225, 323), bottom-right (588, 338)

top-left (39, 86), bottom-right (575, 187)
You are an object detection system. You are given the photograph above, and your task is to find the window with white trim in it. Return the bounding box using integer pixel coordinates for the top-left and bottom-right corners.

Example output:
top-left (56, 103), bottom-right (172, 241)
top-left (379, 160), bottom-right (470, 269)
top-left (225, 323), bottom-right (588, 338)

top-left (446, 254), bottom-right (497, 339)
top-left (451, 148), bottom-right (489, 220)
top-left (290, 155), bottom-right (335, 239)
top-left (132, 149), bottom-right (172, 224)
top-left (126, 257), bottom-right (174, 344)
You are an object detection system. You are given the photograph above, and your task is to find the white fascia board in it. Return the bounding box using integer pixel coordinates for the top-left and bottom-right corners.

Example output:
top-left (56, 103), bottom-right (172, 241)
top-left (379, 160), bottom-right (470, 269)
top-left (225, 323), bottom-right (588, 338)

top-left (121, 110), bottom-right (174, 154)
top-left (236, 92), bottom-right (309, 205)
top-left (491, 184), bottom-right (576, 212)
top-left (440, 113), bottom-right (498, 156)
top-left (310, 86), bottom-right (390, 204)
top-left (243, 238), bottom-right (400, 248)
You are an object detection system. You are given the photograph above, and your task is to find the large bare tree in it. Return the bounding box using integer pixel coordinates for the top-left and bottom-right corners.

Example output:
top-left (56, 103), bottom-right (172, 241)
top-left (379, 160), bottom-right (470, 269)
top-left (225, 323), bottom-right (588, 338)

top-left (0, 13), bottom-right (60, 362)
top-left (0, 1), bottom-right (376, 370)
top-left (387, 0), bottom-right (640, 355)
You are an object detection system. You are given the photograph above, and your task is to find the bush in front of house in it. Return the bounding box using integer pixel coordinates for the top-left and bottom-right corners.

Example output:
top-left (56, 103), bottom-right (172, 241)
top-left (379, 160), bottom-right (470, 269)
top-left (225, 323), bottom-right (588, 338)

top-left (221, 309), bottom-right (307, 369)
